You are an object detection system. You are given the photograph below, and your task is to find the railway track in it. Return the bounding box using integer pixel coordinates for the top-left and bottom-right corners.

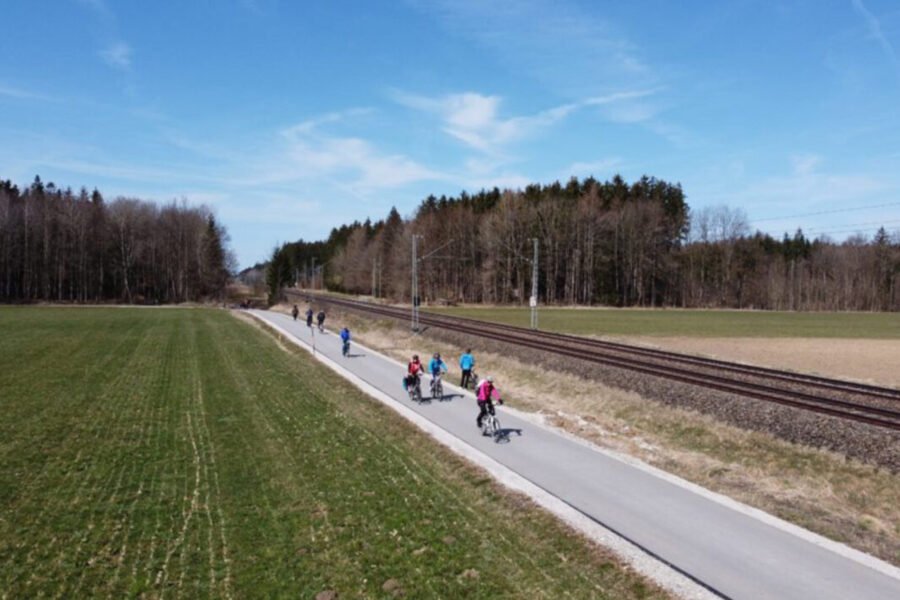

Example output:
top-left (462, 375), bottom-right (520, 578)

top-left (292, 292), bottom-right (900, 432)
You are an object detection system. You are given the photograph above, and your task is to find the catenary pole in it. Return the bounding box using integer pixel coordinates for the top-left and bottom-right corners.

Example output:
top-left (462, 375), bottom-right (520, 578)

top-left (530, 237), bottom-right (539, 330)
top-left (411, 235), bottom-right (419, 331)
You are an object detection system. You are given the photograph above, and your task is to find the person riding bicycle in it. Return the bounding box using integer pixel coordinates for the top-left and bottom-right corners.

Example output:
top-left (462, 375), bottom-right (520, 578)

top-left (339, 326), bottom-right (351, 355)
top-left (459, 348), bottom-right (475, 389)
top-left (291, 304), bottom-right (299, 321)
top-left (404, 354), bottom-right (424, 392)
top-left (305, 307), bottom-right (314, 327)
top-left (316, 310), bottom-right (326, 331)
top-left (428, 352), bottom-right (448, 396)
top-left (475, 376), bottom-right (502, 430)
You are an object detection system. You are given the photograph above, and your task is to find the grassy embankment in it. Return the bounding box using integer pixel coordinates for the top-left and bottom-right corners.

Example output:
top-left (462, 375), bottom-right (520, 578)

top-left (0, 307), bottom-right (665, 598)
top-left (429, 306), bottom-right (900, 338)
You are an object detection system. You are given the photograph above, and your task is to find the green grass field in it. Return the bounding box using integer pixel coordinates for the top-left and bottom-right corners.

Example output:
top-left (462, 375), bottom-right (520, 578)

top-left (0, 307), bottom-right (663, 598)
top-left (428, 306), bottom-right (900, 338)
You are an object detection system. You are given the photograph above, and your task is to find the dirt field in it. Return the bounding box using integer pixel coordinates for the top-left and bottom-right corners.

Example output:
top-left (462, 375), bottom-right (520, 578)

top-left (616, 337), bottom-right (900, 389)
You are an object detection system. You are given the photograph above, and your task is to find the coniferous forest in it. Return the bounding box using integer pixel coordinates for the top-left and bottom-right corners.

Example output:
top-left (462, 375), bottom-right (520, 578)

top-left (266, 176), bottom-right (900, 311)
top-left (0, 177), bottom-right (232, 303)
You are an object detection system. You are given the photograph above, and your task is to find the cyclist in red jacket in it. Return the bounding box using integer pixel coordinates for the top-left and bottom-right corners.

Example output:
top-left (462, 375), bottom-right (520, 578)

top-left (475, 375), bottom-right (502, 429)
top-left (404, 354), bottom-right (424, 391)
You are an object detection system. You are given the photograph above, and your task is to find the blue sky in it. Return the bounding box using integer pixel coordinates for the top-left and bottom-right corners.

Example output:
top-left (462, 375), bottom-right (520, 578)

top-left (2, 0), bottom-right (899, 267)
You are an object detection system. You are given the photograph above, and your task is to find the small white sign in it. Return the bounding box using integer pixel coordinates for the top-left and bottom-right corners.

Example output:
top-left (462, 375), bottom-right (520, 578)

top-left (529, 296), bottom-right (537, 308)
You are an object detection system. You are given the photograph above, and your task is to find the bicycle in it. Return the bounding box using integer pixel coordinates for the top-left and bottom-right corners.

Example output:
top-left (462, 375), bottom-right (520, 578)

top-left (342, 340), bottom-right (350, 357)
top-left (430, 373), bottom-right (444, 400)
top-left (481, 413), bottom-right (501, 438)
top-left (407, 376), bottom-right (423, 403)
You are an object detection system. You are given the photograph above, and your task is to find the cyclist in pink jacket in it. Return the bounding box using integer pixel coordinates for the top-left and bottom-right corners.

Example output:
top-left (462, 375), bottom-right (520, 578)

top-left (475, 376), bottom-right (502, 429)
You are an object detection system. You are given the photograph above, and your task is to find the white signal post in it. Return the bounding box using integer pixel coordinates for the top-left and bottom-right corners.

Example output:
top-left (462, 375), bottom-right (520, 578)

top-left (530, 237), bottom-right (539, 330)
top-left (411, 234), bottom-right (421, 331)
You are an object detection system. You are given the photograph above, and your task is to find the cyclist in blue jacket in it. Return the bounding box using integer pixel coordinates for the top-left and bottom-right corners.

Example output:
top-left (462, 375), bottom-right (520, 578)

top-left (339, 327), bottom-right (351, 357)
top-left (428, 353), bottom-right (447, 391)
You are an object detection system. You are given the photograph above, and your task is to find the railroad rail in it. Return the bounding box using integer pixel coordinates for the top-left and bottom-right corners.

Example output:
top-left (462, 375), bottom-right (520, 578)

top-left (290, 291), bottom-right (900, 432)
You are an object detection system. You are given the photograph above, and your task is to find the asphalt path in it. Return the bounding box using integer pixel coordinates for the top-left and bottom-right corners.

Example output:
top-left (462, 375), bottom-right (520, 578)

top-left (251, 309), bottom-right (900, 600)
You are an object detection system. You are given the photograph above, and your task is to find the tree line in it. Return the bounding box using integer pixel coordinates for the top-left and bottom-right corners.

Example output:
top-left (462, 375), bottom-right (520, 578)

top-left (0, 176), bottom-right (233, 303)
top-left (264, 175), bottom-right (900, 311)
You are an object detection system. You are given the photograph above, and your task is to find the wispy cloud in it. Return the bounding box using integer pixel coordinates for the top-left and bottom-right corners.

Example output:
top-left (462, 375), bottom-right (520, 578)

top-left (0, 83), bottom-right (54, 102)
top-left (36, 157), bottom-right (219, 185)
top-left (100, 42), bottom-right (132, 70)
top-left (413, 0), bottom-right (686, 146)
top-left (276, 114), bottom-right (446, 191)
top-left (417, 0), bottom-right (653, 96)
top-left (740, 154), bottom-right (891, 221)
top-left (394, 88), bottom-right (660, 154)
top-left (851, 0), bottom-right (900, 71)
top-left (393, 91), bottom-right (572, 153)
top-left (77, 0), bottom-right (134, 72)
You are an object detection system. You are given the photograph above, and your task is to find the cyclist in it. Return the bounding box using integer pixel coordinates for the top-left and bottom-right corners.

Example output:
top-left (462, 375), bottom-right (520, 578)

top-left (291, 304), bottom-right (299, 321)
top-left (428, 352), bottom-right (448, 397)
top-left (475, 376), bottom-right (502, 430)
top-left (305, 307), bottom-right (314, 328)
top-left (459, 348), bottom-right (475, 389)
top-left (404, 354), bottom-right (424, 396)
top-left (339, 327), bottom-right (351, 356)
top-left (316, 310), bottom-right (326, 331)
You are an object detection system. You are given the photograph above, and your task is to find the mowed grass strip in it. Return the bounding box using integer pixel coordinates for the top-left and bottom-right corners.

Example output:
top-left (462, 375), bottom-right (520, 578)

top-left (0, 308), bottom-right (665, 598)
top-left (429, 306), bottom-right (900, 338)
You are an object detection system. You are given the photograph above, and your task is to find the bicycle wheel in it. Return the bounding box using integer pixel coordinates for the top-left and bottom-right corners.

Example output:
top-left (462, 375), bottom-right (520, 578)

top-left (435, 381), bottom-right (443, 400)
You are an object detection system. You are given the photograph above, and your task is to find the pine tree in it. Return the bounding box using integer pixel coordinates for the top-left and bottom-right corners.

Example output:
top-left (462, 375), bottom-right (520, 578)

top-left (266, 245), bottom-right (293, 305)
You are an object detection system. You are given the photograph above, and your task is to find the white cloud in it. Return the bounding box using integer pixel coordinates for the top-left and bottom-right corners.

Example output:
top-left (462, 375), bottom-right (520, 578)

top-left (280, 108), bottom-right (374, 137)
top-left (100, 42), bottom-right (132, 70)
top-left (279, 133), bottom-right (444, 191)
top-left (394, 88), bottom-right (660, 154)
top-left (200, 109), bottom-right (450, 195)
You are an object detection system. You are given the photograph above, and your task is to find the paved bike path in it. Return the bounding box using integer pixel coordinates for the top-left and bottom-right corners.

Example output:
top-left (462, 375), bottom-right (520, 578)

top-left (251, 310), bottom-right (900, 600)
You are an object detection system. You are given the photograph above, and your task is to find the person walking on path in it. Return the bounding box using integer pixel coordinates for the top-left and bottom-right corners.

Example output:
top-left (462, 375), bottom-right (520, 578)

top-left (305, 307), bottom-right (314, 328)
top-left (459, 348), bottom-right (475, 389)
top-left (475, 376), bottom-right (502, 429)
top-left (291, 304), bottom-right (299, 321)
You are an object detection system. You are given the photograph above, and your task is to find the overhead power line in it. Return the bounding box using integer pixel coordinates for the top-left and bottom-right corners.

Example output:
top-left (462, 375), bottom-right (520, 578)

top-left (751, 201), bottom-right (900, 223)
top-left (805, 218), bottom-right (900, 232)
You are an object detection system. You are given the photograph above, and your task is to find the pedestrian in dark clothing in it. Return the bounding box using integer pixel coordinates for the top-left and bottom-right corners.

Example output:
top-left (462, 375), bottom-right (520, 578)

top-left (305, 307), bottom-right (314, 328)
top-left (291, 304), bottom-right (299, 321)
